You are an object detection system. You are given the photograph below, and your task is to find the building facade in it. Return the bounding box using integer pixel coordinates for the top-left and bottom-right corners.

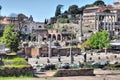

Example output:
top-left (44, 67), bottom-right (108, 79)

top-left (0, 14), bottom-right (45, 34)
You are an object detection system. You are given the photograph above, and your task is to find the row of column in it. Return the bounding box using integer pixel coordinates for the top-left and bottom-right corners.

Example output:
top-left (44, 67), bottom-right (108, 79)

top-left (95, 14), bottom-right (116, 31)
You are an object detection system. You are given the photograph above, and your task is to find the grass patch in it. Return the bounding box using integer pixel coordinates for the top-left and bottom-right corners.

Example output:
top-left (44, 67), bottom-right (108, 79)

top-left (0, 75), bottom-right (34, 80)
top-left (2, 57), bottom-right (28, 68)
top-left (7, 52), bottom-right (16, 55)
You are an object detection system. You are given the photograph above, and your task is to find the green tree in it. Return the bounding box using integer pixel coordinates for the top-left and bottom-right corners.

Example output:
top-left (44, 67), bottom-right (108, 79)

top-left (61, 10), bottom-right (68, 18)
top-left (58, 18), bottom-right (70, 23)
top-left (1, 24), bottom-right (20, 52)
top-left (55, 4), bottom-right (64, 17)
top-left (68, 5), bottom-right (79, 17)
top-left (85, 30), bottom-right (110, 49)
top-left (93, 0), bottom-right (106, 6)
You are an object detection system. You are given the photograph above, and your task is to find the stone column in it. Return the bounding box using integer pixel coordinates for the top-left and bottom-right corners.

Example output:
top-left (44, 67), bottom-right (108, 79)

top-left (51, 34), bottom-right (53, 41)
top-left (79, 14), bottom-right (83, 37)
top-left (97, 15), bottom-right (99, 31)
top-left (113, 16), bottom-right (115, 31)
top-left (48, 39), bottom-right (51, 58)
top-left (107, 15), bottom-right (109, 31)
top-left (60, 35), bottom-right (62, 41)
top-left (94, 15), bottom-right (97, 31)
top-left (79, 14), bottom-right (83, 43)
top-left (110, 16), bottom-right (112, 31)
top-left (104, 15), bottom-right (106, 30)
top-left (56, 34), bottom-right (58, 41)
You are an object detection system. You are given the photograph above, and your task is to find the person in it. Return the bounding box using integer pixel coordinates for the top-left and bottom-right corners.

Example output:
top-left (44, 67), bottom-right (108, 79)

top-left (58, 55), bottom-right (61, 62)
top-left (36, 55), bottom-right (39, 59)
top-left (36, 61), bottom-right (38, 64)
top-left (25, 56), bottom-right (28, 61)
top-left (47, 58), bottom-right (50, 63)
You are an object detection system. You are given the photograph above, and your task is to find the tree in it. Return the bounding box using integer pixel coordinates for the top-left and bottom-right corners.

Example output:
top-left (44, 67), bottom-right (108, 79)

top-left (84, 30), bottom-right (110, 49)
top-left (17, 13), bottom-right (27, 32)
top-left (61, 10), bottom-right (68, 18)
top-left (44, 19), bottom-right (48, 24)
top-left (93, 0), bottom-right (106, 6)
top-left (1, 24), bottom-right (20, 52)
top-left (0, 5), bottom-right (2, 10)
top-left (55, 4), bottom-right (64, 17)
top-left (68, 5), bottom-right (79, 17)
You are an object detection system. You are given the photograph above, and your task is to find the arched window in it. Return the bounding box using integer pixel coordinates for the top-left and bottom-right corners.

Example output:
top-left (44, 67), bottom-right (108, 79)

top-left (32, 26), bottom-right (34, 30)
top-left (24, 25), bottom-right (27, 31)
top-left (38, 26), bottom-right (42, 28)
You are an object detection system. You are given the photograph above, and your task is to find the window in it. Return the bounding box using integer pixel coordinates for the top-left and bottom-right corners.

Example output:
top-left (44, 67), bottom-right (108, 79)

top-left (38, 26), bottom-right (42, 28)
top-left (24, 25), bottom-right (27, 31)
top-left (32, 27), bottom-right (34, 30)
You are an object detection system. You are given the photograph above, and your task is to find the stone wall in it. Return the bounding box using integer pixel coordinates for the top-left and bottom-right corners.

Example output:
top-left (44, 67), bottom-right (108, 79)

top-left (54, 69), bottom-right (94, 77)
top-left (25, 47), bottom-right (31, 56)
top-left (24, 47), bottom-right (81, 57)
top-left (0, 66), bottom-right (34, 76)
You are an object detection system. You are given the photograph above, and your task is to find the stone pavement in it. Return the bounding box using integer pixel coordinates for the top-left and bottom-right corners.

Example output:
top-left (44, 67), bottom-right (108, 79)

top-left (28, 52), bottom-right (120, 66)
top-left (15, 75), bottom-right (120, 80)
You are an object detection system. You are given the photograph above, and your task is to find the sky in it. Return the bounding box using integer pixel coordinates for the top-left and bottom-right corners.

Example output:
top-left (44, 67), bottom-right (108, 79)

top-left (0, 0), bottom-right (115, 22)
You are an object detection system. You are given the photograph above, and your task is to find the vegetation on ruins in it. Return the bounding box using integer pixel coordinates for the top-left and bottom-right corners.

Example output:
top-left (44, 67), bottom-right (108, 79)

top-left (68, 5), bottom-right (80, 17)
top-left (1, 24), bottom-right (20, 52)
top-left (81, 30), bottom-right (110, 49)
top-left (58, 18), bottom-right (70, 23)
top-left (50, 0), bottom-right (106, 25)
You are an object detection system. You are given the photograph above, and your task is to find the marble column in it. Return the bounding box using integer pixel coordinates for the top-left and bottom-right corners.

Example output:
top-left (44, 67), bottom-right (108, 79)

top-left (51, 34), bottom-right (53, 41)
top-left (110, 16), bottom-right (112, 31)
top-left (107, 15), bottom-right (109, 31)
top-left (79, 14), bottom-right (83, 37)
top-left (113, 16), bottom-right (115, 31)
top-left (97, 15), bottom-right (99, 31)
top-left (56, 34), bottom-right (58, 41)
top-left (104, 15), bottom-right (106, 30)
top-left (94, 15), bottom-right (97, 31)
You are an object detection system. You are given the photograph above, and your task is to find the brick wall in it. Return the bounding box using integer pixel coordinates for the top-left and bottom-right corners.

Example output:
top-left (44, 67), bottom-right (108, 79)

top-left (25, 47), bottom-right (31, 56)
top-left (24, 47), bottom-right (81, 57)
top-left (31, 48), bottom-right (40, 57)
